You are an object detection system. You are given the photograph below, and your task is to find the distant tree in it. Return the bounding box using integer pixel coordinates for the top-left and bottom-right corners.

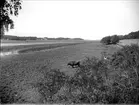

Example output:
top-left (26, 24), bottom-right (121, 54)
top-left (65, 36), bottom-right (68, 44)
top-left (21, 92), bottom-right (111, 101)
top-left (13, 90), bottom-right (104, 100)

top-left (1, 35), bottom-right (39, 40)
top-left (118, 35), bottom-right (124, 40)
top-left (101, 30), bottom-right (139, 45)
top-left (100, 36), bottom-right (111, 45)
top-left (123, 31), bottom-right (139, 39)
top-left (128, 31), bottom-right (139, 39)
top-left (73, 38), bottom-right (84, 40)
top-left (110, 35), bottom-right (119, 44)
top-left (0, 0), bottom-right (22, 38)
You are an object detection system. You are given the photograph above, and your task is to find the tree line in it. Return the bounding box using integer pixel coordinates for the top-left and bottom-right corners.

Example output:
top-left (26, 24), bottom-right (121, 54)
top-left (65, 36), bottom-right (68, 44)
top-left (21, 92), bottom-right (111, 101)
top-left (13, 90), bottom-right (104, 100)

top-left (44, 37), bottom-right (83, 40)
top-left (100, 30), bottom-right (139, 45)
top-left (1, 35), bottom-right (39, 40)
top-left (1, 35), bottom-right (84, 41)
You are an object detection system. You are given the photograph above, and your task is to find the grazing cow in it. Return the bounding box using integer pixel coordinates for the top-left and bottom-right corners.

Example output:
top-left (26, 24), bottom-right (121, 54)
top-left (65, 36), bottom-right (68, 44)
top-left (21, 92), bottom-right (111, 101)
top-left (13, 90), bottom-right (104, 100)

top-left (67, 61), bottom-right (80, 68)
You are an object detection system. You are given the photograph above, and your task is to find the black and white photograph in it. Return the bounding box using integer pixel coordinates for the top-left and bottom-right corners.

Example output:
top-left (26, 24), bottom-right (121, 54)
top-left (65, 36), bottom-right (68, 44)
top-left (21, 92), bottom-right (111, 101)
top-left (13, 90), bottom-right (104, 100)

top-left (0, 0), bottom-right (139, 104)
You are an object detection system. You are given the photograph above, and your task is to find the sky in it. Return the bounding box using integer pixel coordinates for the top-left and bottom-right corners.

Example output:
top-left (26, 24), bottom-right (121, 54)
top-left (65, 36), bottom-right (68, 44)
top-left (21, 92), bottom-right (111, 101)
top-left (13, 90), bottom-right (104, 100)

top-left (6, 0), bottom-right (139, 40)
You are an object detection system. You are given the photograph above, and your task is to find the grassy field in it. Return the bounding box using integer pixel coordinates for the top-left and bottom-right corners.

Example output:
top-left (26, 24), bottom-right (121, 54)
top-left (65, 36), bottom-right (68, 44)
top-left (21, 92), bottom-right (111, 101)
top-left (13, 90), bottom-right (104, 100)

top-left (1, 39), bottom-right (83, 43)
top-left (1, 39), bottom-right (87, 47)
top-left (119, 39), bottom-right (139, 46)
top-left (0, 40), bottom-right (120, 103)
top-left (0, 39), bottom-right (88, 52)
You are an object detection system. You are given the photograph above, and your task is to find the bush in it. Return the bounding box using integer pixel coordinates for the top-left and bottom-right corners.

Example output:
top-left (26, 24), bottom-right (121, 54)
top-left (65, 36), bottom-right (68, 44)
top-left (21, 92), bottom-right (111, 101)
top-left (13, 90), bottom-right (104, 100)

top-left (35, 69), bottom-right (68, 103)
top-left (108, 44), bottom-right (139, 103)
top-left (0, 68), bottom-right (68, 104)
top-left (100, 36), bottom-right (111, 45)
top-left (111, 44), bottom-right (139, 68)
top-left (110, 35), bottom-right (119, 44)
top-left (100, 35), bottom-right (119, 45)
top-left (110, 44), bottom-right (139, 88)
top-left (101, 30), bottom-right (139, 45)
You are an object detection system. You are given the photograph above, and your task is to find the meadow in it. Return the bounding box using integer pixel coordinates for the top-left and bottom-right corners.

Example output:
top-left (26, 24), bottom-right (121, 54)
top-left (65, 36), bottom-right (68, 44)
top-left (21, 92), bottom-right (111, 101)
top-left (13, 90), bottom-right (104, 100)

top-left (0, 40), bottom-right (118, 73)
top-left (1, 40), bottom-right (135, 104)
top-left (1, 39), bottom-right (87, 51)
top-left (119, 39), bottom-right (139, 46)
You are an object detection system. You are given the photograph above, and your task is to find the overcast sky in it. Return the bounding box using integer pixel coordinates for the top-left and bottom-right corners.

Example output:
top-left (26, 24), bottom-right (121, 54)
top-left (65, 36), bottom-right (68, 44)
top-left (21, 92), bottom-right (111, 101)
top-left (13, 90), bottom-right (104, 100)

top-left (6, 0), bottom-right (139, 40)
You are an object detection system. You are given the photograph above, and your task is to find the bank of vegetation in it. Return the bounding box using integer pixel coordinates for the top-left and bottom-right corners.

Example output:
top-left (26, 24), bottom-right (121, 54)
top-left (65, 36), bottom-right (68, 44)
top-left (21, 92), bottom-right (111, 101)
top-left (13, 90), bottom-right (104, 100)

top-left (1, 35), bottom-right (84, 41)
top-left (100, 30), bottom-right (139, 45)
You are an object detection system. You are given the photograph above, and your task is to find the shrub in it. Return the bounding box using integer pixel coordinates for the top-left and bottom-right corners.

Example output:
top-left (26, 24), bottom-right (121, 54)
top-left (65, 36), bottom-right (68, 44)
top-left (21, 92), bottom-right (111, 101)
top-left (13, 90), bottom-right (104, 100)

top-left (100, 35), bottom-right (119, 45)
top-left (110, 44), bottom-right (139, 81)
top-left (100, 30), bottom-right (139, 45)
top-left (100, 36), bottom-right (111, 45)
top-left (108, 44), bottom-right (139, 103)
top-left (110, 35), bottom-right (119, 44)
top-left (35, 69), bottom-right (68, 103)
top-left (0, 68), bottom-right (68, 104)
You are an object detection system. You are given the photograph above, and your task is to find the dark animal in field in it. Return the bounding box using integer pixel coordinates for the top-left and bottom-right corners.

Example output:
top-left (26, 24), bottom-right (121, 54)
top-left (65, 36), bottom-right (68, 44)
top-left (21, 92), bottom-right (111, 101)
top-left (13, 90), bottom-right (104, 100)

top-left (67, 61), bottom-right (80, 68)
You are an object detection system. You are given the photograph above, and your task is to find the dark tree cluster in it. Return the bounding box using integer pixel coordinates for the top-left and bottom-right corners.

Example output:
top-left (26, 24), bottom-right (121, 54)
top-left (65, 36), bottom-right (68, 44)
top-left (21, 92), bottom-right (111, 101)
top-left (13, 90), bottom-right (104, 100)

top-left (100, 35), bottom-right (119, 45)
top-left (124, 31), bottom-right (139, 39)
top-left (1, 35), bottom-right (38, 40)
top-left (100, 30), bottom-right (139, 45)
top-left (72, 38), bottom-right (84, 40)
top-left (44, 37), bottom-right (70, 40)
top-left (44, 37), bottom-right (84, 40)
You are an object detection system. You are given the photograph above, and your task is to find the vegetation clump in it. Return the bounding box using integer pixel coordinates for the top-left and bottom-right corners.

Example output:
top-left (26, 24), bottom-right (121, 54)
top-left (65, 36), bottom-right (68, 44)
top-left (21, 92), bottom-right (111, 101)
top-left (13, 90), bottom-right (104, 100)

top-left (100, 30), bottom-right (139, 45)
top-left (101, 35), bottom-right (119, 45)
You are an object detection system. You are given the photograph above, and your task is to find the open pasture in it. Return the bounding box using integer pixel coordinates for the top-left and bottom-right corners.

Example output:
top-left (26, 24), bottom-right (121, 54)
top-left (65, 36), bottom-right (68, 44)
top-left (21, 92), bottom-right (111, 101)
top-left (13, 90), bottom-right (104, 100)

top-left (0, 39), bottom-right (87, 52)
top-left (119, 39), bottom-right (139, 46)
top-left (0, 41), bottom-right (120, 103)
top-left (0, 40), bottom-right (119, 79)
top-left (1, 39), bottom-right (86, 47)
